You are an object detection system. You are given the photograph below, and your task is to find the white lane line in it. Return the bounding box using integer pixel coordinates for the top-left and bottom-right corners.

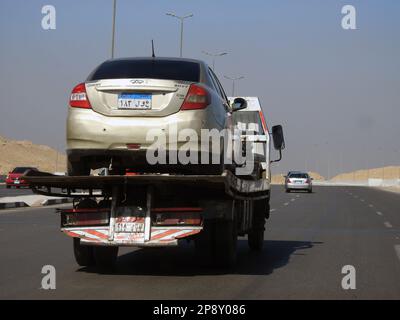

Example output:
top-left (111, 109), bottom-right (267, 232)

top-left (291, 198), bottom-right (295, 202)
top-left (384, 221), bottom-right (393, 228)
top-left (360, 199), bottom-right (365, 202)
top-left (296, 195), bottom-right (300, 198)
top-left (394, 245), bottom-right (400, 262)
top-left (284, 202), bottom-right (289, 206)
top-left (270, 208), bottom-right (276, 212)
top-left (368, 204), bottom-right (374, 208)
top-left (376, 211), bottom-right (383, 216)
top-left (354, 195), bottom-right (358, 198)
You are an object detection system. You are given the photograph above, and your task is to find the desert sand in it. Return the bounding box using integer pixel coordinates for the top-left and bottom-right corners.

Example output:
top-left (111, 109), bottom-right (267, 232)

top-left (0, 135), bottom-right (66, 175)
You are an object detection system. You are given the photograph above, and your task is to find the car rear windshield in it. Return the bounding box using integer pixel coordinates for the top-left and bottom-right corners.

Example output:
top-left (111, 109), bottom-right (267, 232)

top-left (12, 167), bottom-right (34, 173)
top-left (289, 173), bottom-right (308, 178)
top-left (87, 59), bottom-right (200, 82)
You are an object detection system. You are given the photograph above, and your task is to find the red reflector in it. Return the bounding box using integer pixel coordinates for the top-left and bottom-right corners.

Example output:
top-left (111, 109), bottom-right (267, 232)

top-left (259, 111), bottom-right (268, 133)
top-left (126, 143), bottom-right (141, 150)
top-left (70, 83), bottom-right (92, 109)
top-left (181, 84), bottom-right (210, 110)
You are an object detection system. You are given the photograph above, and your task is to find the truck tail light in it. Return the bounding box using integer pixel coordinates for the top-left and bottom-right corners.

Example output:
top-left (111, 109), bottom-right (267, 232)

top-left (69, 83), bottom-right (92, 109)
top-left (152, 207), bottom-right (202, 226)
top-left (181, 84), bottom-right (210, 110)
top-left (61, 208), bottom-right (109, 227)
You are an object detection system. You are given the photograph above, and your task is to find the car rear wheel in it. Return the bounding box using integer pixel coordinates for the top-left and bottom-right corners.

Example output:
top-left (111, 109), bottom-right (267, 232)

top-left (6, 185), bottom-right (11, 189)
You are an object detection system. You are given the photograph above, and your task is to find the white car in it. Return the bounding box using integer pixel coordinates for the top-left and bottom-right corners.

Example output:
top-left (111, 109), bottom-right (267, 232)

top-left (285, 171), bottom-right (313, 193)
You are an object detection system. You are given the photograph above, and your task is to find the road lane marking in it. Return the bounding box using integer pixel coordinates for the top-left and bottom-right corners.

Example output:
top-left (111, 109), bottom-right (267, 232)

top-left (284, 202), bottom-right (289, 206)
top-left (296, 195), bottom-right (300, 198)
top-left (360, 199), bottom-right (365, 202)
top-left (368, 204), bottom-right (374, 208)
top-left (270, 208), bottom-right (276, 212)
top-left (394, 245), bottom-right (400, 262)
top-left (376, 211), bottom-right (383, 216)
top-left (291, 198), bottom-right (295, 202)
top-left (384, 221), bottom-right (393, 228)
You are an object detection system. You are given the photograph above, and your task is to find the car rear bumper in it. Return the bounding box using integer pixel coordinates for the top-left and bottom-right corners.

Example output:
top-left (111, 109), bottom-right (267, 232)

top-left (67, 107), bottom-right (222, 150)
top-left (285, 183), bottom-right (312, 190)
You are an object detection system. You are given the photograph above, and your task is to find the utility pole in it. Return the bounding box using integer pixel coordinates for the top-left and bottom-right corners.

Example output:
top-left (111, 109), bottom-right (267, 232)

top-left (202, 51), bottom-right (228, 71)
top-left (166, 12), bottom-right (193, 57)
top-left (111, 0), bottom-right (117, 58)
top-left (224, 75), bottom-right (244, 96)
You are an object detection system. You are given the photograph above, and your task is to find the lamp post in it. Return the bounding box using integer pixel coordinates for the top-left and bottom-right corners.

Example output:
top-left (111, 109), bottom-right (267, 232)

top-left (111, 0), bottom-right (117, 58)
top-left (166, 12), bottom-right (193, 57)
top-left (202, 51), bottom-right (228, 71)
top-left (224, 75), bottom-right (244, 97)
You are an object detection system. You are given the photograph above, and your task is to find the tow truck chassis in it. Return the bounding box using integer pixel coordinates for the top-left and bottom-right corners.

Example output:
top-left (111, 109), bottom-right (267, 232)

top-left (24, 170), bottom-right (270, 267)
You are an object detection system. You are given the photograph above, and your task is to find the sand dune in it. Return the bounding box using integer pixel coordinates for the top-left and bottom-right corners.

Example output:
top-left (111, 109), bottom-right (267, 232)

top-left (331, 166), bottom-right (400, 181)
top-left (0, 135), bottom-right (66, 175)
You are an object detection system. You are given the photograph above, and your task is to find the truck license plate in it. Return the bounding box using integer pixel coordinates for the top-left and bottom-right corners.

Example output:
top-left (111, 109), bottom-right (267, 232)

top-left (115, 222), bottom-right (145, 233)
top-left (118, 93), bottom-right (152, 110)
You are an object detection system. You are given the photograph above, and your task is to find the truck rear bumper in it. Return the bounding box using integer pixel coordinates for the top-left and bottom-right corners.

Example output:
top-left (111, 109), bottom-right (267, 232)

top-left (62, 226), bottom-right (202, 247)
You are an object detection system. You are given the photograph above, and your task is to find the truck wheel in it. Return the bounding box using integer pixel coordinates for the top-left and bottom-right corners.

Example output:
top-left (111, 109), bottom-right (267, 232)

top-left (194, 219), bottom-right (215, 265)
top-left (67, 159), bottom-right (90, 176)
top-left (214, 219), bottom-right (237, 268)
top-left (73, 238), bottom-right (95, 267)
top-left (248, 200), bottom-right (268, 251)
top-left (93, 246), bottom-right (119, 269)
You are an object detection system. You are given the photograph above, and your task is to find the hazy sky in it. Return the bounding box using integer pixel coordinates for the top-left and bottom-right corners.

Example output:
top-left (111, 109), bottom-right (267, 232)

top-left (0, 0), bottom-right (399, 177)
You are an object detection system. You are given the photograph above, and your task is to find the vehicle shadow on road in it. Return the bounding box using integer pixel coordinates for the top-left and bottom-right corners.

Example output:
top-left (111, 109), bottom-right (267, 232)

top-left (80, 239), bottom-right (321, 276)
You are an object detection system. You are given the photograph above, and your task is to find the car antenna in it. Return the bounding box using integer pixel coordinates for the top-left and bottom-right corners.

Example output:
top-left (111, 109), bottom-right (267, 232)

top-left (151, 39), bottom-right (156, 58)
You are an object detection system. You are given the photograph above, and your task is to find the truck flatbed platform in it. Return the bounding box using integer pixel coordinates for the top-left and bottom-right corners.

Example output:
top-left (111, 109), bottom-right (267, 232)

top-left (23, 170), bottom-right (270, 200)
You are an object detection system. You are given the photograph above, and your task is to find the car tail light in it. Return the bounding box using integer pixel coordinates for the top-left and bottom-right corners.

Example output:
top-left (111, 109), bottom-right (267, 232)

top-left (69, 83), bottom-right (92, 109)
top-left (180, 84), bottom-right (210, 110)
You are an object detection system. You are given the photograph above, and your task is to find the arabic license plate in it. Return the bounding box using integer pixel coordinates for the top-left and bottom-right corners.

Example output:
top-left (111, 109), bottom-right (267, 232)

top-left (118, 93), bottom-right (152, 110)
top-left (115, 222), bottom-right (145, 233)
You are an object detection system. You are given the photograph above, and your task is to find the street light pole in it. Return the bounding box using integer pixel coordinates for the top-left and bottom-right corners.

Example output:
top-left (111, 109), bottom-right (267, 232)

top-left (111, 0), bottom-right (117, 59)
top-left (202, 51), bottom-right (228, 71)
top-left (166, 12), bottom-right (193, 57)
top-left (224, 75), bottom-right (244, 96)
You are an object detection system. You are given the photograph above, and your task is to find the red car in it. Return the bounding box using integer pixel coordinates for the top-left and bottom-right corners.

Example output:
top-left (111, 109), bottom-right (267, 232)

top-left (5, 167), bottom-right (38, 188)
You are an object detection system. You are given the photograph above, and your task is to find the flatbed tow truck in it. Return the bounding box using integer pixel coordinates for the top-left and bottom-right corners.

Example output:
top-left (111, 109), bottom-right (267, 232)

top-left (23, 102), bottom-right (285, 269)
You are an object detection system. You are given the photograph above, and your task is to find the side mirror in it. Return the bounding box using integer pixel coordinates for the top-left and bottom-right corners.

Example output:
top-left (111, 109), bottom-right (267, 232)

top-left (231, 97), bottom-right (247, 112)
top-left (272, 125), bottom-right (285, 150)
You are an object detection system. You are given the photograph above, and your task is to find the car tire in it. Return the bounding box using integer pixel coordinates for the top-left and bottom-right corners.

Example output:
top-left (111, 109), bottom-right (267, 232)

top-left (285, 189), bottom-right (290, 193)
top-left (67, 159), bottom-right (90, 176)
top-left (6, 185), bottom-right (11, 189)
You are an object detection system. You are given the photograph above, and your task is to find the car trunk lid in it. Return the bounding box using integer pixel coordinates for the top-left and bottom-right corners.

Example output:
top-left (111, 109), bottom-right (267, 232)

top-left (85, 79), bottom-right (190, 117)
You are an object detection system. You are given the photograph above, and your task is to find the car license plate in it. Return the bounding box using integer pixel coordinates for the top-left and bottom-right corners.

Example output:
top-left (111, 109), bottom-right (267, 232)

top-left (14, 180), bottom-right (20, 184)
top-left (118, 93), bottom-right (152, 110)
top-left (115, 222), bottom-right (145, 233)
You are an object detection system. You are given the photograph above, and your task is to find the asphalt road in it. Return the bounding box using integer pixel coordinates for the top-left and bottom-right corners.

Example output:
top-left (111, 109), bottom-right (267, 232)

top-left (0, 184), bottom-right (33, 197)
top-left (1, 186), bottom-right (400, 299)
